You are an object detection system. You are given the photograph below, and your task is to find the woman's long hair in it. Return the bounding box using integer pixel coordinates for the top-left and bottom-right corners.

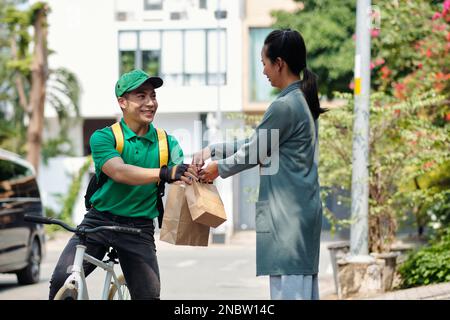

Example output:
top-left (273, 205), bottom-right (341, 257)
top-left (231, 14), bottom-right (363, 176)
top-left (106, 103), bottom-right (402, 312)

top-left (264, 29), bottom-right (327, 119)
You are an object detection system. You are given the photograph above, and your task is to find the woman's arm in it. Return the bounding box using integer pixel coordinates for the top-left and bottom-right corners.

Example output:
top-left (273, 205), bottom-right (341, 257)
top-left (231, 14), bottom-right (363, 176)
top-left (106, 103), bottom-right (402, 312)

top-left (201, 101), bottom-right (293, 180)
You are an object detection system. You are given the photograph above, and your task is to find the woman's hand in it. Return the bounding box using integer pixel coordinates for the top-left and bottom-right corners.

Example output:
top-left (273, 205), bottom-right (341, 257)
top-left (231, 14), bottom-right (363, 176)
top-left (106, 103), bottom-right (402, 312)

top-left (199, 161), bottom-right (219, 183)
top-left (191, 147), bottom-right (212, 170)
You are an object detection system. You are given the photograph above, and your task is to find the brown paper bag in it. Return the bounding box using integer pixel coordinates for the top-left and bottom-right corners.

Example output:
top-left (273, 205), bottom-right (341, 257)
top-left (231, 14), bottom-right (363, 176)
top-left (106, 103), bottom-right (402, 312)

top-left (159, 184), bottom-right (210, 246)
top-left (185, 181), bottom-right (227, 228)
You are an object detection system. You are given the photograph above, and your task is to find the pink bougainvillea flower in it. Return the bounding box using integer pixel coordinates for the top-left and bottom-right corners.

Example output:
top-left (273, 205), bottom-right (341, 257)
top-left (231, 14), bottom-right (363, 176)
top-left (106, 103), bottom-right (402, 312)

top-left (417, 62), bottom-right (423, 69)
top-left (393, 82), bottom-right (406, 100)
top-left (395, 83), bottom-right (406, 91)
top-left (444, 0), bottom-right (450, 10)
top-left (445, 113), bottom-right (450, 122)
top-left (380, 66), bottom-right (391, 79)
top-left (375, 58), bottom-right (385, 66)
top-left (370, 62), bottom-right (375, 70)
top-left (371, 29), bottom-right (380, 38)
top-left (423, 161), bottom-right (435, 169)
top-left (426, 48), bottom-right (433, 57)
top-left (444, 0), bottom-right (450, 15)
top-left (432, 12), bottom-right (442, 20)
top-left (349, 81), bottom-right (355, 90)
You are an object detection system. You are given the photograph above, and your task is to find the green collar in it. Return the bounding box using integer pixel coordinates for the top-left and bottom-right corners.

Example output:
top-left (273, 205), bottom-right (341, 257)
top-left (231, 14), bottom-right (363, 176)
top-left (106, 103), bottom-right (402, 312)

top-left (120, 118), bottom-right (156, 143)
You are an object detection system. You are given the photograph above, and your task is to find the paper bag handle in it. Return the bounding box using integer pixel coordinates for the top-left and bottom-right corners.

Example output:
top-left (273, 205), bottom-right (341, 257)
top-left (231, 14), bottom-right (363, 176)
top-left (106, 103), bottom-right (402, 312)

top-left (192, 180), bottom-right (201, 196)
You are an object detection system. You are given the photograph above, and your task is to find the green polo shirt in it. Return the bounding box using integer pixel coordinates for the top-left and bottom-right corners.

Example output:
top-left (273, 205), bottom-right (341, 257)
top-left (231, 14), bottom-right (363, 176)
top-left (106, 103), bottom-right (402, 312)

top-left (89, 118), bottom-right (183, 219)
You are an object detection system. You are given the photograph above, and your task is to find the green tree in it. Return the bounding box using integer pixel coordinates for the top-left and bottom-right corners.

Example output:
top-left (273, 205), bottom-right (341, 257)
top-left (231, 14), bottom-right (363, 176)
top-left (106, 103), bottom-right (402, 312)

top-left (371, 0), bottom-right (450, 236)
top-left (271, 0), bottom-right (356, 98)
top-left (371, 0), bottom-right (449, 100)
top-left (320, 90), bottom-right (448, 253)
top-left (320, 0), bottom-right (450, 251)
top-left (1, 2), bottom-right (80, 172)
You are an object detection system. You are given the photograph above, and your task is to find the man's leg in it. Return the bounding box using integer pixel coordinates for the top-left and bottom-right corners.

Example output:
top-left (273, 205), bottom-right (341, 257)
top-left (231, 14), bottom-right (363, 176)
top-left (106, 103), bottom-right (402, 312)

top-left (115, 221), bottom-right (160, 300)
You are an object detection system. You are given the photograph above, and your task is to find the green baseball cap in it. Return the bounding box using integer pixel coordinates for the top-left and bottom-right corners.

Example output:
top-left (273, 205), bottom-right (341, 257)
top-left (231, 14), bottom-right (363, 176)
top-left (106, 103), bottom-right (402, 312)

top-left (115, 69), bottom-right (163, 97)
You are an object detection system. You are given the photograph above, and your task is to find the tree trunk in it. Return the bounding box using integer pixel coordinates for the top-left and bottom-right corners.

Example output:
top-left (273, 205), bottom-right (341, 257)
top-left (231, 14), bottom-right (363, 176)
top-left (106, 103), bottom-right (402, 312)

top-left (26, 5), bottom-right (49, 175)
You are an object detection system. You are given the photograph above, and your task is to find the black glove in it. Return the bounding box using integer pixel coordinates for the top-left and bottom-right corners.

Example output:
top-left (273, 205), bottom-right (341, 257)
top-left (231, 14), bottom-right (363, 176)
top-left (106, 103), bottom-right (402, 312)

top-left (159, 164), bottom-right (190, 183)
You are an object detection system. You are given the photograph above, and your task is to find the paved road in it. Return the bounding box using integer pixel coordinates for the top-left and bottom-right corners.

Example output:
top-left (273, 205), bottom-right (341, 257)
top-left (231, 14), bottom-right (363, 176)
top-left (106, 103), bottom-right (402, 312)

top-left (0, 230), bottom-right (337, 300)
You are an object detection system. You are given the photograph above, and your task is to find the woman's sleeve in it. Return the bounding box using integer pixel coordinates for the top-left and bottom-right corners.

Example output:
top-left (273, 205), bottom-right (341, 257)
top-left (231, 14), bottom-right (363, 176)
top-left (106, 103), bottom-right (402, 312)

top-left (209, 140), bottom-right (247, 161)
top-left (216, 101), bottom-right (293, 179)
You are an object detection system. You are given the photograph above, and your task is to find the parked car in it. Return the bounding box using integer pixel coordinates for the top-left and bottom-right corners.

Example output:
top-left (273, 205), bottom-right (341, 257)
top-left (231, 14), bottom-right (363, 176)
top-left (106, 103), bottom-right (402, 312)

top-left (0, 148), bottom-right (46, 285)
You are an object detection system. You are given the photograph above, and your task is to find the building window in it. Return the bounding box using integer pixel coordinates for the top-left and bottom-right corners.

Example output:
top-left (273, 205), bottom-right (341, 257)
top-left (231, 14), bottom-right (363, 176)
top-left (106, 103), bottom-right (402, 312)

top-left (249, 28), bottom-right (273, 102)
top-left (118, 29), bottom-right (226, 86)
top-left (207, 29), bottom-right (227, 85)
top-left (144, 0), bottom-right (163, 11)
top-left (120, 51), bottom-right (136, 74)
top-left (161, 31), bottom-right (183, 85)
top-left (185, 30), bottom-right (206, 86)
top-left (140, 31), bottom-right (161, 76)
top-left (199, 0), bottom-right (207, 9)
top-left (142, 50), bottom-right (160, 76)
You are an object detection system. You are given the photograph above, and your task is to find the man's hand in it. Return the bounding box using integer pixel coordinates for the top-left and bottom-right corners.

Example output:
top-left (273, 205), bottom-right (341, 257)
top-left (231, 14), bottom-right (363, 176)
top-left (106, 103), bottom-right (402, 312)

top-left (159, 164), bottom-right (198, 184)
top-left (191, 147), bottom-right (212, 170)
top-left (199, 161), bottom-right (219, 183)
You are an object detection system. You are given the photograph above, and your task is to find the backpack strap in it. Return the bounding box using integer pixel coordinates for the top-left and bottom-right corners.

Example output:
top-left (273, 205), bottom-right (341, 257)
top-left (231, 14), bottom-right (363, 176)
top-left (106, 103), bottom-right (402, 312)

top-left (111, 122), bottom-right (124, 153)
top-left (155, 127), bottom-right (169, 229)
top-left (156, 128), bottom-right (169, 168)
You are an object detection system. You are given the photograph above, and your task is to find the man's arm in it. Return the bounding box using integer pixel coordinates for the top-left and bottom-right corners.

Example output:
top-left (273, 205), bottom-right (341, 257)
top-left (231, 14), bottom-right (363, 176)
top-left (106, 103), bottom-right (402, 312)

top-left (102, 157), bottom-right (161, 185)
top-left (102, 157), bottom-right (197, 185)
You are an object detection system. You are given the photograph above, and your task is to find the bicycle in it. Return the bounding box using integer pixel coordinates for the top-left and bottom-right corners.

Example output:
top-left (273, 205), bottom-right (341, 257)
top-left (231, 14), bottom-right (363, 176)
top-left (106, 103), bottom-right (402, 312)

top-left (24, 214), bottom-right (142, 300)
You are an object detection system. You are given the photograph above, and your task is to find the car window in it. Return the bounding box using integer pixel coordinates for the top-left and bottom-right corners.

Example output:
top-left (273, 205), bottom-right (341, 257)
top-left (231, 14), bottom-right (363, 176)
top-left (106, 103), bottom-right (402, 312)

top-left (0, 159), bottom-right (39, 199)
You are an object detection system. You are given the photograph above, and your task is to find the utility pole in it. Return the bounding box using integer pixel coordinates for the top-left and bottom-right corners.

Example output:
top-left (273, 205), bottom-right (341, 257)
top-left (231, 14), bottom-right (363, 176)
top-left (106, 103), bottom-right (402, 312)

top-left (215, 0), bottom-right (223, 138)
top-left (350, 0), bottom-right (372, 256)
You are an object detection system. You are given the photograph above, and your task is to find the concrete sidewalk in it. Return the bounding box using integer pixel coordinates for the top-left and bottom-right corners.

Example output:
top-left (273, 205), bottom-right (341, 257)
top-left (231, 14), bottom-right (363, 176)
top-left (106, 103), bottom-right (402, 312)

top-left (365, 282), bottom-right (450, 300)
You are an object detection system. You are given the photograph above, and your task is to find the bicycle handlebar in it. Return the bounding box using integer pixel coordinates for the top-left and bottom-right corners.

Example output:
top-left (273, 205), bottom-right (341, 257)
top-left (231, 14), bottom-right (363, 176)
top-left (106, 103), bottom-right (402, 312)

top-left (24, 215), bottom-right (76, 232)
top-left (24, 215), bottom-right (142, 235)
top-left (85, 225), bottom-right (142, 235)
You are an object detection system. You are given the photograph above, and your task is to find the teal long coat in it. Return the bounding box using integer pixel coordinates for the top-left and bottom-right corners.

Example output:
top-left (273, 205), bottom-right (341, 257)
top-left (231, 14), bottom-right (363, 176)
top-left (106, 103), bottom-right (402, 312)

top-left (211, 81), bottom-right (322, 276)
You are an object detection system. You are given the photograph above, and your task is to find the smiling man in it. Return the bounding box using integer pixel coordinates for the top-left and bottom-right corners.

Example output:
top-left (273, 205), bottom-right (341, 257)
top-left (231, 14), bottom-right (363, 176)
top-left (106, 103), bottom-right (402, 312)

top-left (48, 69), bottom-right (197, 300)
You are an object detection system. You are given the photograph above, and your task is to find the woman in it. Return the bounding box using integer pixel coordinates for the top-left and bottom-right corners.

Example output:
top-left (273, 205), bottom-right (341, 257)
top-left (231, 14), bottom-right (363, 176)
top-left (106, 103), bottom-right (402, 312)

top-left (193, 29), bottom-right (327, 300)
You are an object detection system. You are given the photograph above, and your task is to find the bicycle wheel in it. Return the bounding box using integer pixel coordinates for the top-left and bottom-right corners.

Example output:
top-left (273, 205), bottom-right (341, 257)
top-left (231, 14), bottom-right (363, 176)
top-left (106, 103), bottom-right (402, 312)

top-left (108, 274), bottom-right (131, 300)
top-left (54, 283), bottom-right (78, 300)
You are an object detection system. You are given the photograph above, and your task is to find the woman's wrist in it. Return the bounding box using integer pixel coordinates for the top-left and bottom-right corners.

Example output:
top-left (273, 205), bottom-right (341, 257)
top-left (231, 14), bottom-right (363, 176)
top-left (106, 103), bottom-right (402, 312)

top-left (203, 146), bottom-right (212, 160)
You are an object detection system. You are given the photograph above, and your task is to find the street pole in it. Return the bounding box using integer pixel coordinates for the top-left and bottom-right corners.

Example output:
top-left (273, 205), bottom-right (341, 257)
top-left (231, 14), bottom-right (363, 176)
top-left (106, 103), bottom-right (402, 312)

top-left (211, 0), bottom-right (228, 244)
top-left (350, 0), bottom-right (371, 257)
top-left (216, 0), bottom-right (222, 138)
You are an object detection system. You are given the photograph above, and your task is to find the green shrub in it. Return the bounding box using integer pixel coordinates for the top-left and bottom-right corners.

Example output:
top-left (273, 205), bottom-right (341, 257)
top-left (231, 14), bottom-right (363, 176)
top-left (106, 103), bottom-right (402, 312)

top-left (398, 228), bottom-right (450, 288)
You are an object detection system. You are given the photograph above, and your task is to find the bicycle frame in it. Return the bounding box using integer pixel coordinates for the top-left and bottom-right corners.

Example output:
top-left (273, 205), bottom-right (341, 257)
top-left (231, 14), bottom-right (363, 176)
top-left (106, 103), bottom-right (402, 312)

top-left (64, 244), bottom-right (124, 300)
top-left (23, 214), bottom-right (140, 300)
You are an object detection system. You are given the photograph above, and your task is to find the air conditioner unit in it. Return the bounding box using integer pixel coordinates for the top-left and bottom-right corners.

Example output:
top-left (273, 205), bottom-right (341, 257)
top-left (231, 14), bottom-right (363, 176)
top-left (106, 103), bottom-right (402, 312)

top-left (170, 11), bottom-right (187, 20)
top-left (116, 11), bottom-right (128, 21)
top-left (214, 10), bottom-right (227, 19)
top-left (116, 11), bottom-right (136, 21)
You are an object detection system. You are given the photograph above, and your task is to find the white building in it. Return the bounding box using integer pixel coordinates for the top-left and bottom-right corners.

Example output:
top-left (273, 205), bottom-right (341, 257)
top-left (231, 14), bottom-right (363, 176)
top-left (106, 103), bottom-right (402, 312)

top-left (37, 0), bottom-right (300, 241)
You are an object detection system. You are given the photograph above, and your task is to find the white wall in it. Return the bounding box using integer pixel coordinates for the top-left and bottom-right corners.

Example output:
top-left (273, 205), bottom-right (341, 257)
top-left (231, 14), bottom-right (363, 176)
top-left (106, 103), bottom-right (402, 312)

top-left (152, 112), bottom-right (202, 158)
top-left (43, 117), bottom-right (84, 157)
top-left (44, 0), bottom-right (119, 119)
top-left (38, 156), bottom-right (87, 217)
top-left (43, 0), bottom-right (243, 118)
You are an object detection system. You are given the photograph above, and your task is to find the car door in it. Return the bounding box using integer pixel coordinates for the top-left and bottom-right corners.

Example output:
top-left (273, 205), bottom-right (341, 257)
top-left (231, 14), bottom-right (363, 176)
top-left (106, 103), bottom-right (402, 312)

top-left (0, 159), bottom-right (32, 271)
